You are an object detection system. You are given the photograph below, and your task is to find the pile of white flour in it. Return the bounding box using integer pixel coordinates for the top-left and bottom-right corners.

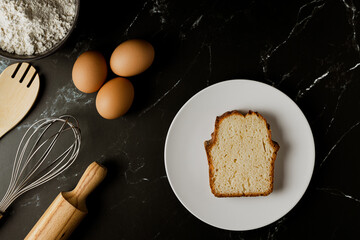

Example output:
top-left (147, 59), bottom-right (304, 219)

top-left (0, 0), bottom-right (76, 55)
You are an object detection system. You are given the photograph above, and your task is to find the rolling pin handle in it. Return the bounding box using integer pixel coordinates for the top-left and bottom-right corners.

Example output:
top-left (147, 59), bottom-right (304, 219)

top-left (67, 162), bottom-right (107, 207)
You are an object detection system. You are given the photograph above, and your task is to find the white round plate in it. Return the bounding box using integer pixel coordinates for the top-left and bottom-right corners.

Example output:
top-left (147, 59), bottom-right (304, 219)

top-left (164, 79), bottom-right (315, 231)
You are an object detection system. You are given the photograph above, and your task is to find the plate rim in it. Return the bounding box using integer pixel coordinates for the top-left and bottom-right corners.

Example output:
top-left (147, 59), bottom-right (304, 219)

top-left (164, 79), bottom-right (315, 231)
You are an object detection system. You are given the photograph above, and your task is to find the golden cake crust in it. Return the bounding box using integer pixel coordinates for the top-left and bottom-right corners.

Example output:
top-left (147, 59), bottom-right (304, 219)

top-left (204, 110), bottom-right (280, 197)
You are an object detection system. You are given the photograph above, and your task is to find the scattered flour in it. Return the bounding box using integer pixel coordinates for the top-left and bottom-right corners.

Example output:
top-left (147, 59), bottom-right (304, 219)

top-left (20, 194), bottom-right (40, 207)
top-left (16, 83), bottom-right (93, 131)
top-left (149, 0), bottom-right (168, 24)
top-left (40, 83), bottom-right (94, 117)
top-left (0, 59), bottom-right (10, 72)
top-left (0, 0), bottom-right (76, 55)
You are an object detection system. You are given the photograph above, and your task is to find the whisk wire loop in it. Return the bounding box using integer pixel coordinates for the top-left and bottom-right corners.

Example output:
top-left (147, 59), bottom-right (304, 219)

top-left (0, 116), bottom-right (81, 214)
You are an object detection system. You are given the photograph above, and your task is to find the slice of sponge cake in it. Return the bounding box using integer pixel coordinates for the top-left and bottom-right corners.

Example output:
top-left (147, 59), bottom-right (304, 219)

top-left (204, 111), bottom-right (279, 197)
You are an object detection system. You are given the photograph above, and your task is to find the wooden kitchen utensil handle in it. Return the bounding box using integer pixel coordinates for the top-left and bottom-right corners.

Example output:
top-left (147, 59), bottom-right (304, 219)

top-left (25, 162), bottom-right (107, 240)
top-left (63, 161), bottom-right (107, 212)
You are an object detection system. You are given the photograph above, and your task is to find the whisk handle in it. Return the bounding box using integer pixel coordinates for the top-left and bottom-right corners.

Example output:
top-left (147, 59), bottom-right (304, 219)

top-left (65, 162), bottom-right (107, 210)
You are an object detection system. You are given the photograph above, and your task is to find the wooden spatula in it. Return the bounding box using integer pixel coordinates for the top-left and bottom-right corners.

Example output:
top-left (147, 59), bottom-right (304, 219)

top-left (0, 62), bottom-right (40, 138)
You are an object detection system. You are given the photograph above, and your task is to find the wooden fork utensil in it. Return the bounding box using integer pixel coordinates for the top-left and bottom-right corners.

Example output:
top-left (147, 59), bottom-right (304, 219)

top-left (0, 62), bottom-right (40, 138)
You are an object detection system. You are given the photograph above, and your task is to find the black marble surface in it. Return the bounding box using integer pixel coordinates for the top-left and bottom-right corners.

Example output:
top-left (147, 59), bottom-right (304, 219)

top-left (0, 0), bottom-right (360, 239)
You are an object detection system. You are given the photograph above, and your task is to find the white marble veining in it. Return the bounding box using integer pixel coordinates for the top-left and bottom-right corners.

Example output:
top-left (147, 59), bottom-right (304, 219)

top-left (139, 43), bottom-right (206, 116)
top-left (347, 62), bottom-right (360, 71)
top-left (124, 1), bottom-right (149, 36)
top-left (341, 0), bottom-right (359, 53)
top-left (124, 0), bottom-right (169, 36)
top-left (191, 15), bottom-right (203, 30)
top-left (320, 121), bottom-right (360, 167)
top-left (149, 0), bottom-right (169, 25)
top-left (260, 0), bottom-right (326, 83)
top-left (277, 66), bottom-right (297, 86)
top-left (317, 187), bottom-right (360, 203)
top-left (267, 217), bottom-right (288, 240)
top-left (138, 78), bottom-right (181, 116)
top-left (296, 71), bottom-right (329, 100)
top-left (325, 63), bottom-right (360, 134)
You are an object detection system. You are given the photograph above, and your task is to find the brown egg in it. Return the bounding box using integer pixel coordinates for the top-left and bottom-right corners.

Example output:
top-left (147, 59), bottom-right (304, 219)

top-left (72, 51), bottom-right (107, 93)
top-left (96, 77), bottom-right (134, 119)
top-left (110, 39), bottom-right (154, 77)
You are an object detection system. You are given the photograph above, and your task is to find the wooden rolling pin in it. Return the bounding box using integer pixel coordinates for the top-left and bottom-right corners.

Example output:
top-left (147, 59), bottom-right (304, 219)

top-left (25, 162), bottom-right (107, 240)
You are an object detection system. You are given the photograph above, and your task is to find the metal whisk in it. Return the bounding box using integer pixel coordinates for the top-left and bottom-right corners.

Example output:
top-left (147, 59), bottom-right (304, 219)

top-left (0, 115), bottom-right (81, 218)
